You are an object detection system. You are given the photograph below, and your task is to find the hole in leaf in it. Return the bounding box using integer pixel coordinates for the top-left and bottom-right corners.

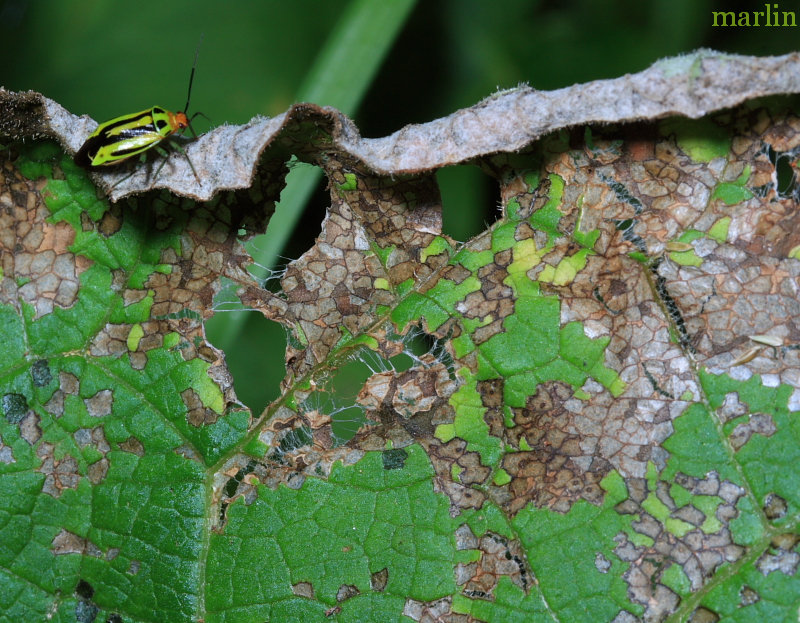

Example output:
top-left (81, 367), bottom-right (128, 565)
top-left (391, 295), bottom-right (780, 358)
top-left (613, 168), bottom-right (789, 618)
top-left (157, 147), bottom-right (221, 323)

top-left (768, 145), bottom-right (800, 199)
top-left (775, 152), bottom-right (795, 195)
top-left (273, 164), bottom-right (330, 262)
top-left (278, 425), bottom-right (313, 454)
top-left (75, 580), bottom-right (94, 599)
top-left (404, 331), bottom-right (435, 362)
top-left (236, 162), bottom-right (329, 289)
top-left (755, 144), bottom-right (800, 201)
top-left (218, 460), bottom-right (258, 524)
top-left (205, 167), bottom-right (328, 416)
top-left (294, 352), bottom-right (394, 446)
top-left (204, 311), bottom-right (286, 416)
top-left (296, 326), bottom-right (453, 446)
top-left (438, 165), bottom-right (499, 242)
top-left (323, 359), bottom-right (372, 443)
top-left (223, 461), bottom-right (256, 500)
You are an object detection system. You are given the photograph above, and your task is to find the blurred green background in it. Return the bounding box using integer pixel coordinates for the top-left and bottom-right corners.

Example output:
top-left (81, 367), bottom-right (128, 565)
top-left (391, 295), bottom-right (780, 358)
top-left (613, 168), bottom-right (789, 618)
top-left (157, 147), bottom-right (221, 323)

top-left (2, 0), bottom-right (796, 417)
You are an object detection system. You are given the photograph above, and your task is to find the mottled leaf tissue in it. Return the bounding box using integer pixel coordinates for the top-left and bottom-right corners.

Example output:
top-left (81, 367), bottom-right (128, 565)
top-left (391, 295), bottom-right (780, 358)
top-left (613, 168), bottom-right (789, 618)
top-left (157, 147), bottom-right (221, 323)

top-left (1, 50), bottom-right (799, 622)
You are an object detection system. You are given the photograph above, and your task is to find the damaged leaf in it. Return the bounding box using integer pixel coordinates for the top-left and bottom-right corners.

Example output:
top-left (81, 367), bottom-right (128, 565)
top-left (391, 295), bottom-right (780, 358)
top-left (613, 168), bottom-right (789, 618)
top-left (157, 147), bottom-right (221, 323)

top-left (1, 50), bottom-right (800, 623)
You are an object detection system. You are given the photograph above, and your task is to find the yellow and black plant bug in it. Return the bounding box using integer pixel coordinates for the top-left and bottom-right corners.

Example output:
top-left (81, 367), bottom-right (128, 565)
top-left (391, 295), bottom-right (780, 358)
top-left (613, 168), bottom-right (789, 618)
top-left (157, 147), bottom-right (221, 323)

top-left (74, 37), bottom-right (207, 186)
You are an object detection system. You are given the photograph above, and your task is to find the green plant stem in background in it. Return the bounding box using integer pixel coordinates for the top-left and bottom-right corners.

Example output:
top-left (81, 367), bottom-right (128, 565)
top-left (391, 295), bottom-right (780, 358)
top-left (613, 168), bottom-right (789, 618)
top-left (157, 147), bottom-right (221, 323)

top-left (210, 0), bottom-right (418, 351)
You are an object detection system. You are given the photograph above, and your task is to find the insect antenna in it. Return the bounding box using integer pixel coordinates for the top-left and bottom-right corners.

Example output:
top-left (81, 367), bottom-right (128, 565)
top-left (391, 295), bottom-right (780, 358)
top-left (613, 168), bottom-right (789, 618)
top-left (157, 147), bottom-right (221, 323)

top-left (185, 111), bottom-right (212, 138)
top-left (184, 34), bottom-right (204, 115)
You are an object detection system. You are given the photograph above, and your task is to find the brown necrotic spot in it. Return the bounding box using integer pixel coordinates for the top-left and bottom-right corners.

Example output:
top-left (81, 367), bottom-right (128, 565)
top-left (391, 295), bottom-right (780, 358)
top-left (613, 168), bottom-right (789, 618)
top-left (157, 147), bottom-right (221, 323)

top-left (763, 493), bottom-right (788, 520)
top-left (292, 582), bottom-right (314, 599)
top-left (370, 568), bottom-right (388, 592)
top-left (738, 585), bottom-right (760, 607)
top-left (336, 584), bottom-right (360, 602)
top-left (119, 436), bottom-right (145, 456)
top-left (688, 606), bottom-right (719, 623)
top-left (84, 389), bottom-right (113, 418)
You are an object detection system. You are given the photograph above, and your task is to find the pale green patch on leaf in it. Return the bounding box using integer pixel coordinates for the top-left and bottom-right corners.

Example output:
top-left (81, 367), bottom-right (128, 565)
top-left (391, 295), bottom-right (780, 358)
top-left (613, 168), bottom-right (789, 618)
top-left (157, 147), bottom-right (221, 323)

top-left (530, 173), bottom-right (566, 241)
top-left (713, 166), bottom-right (754, 205)
top-left (374, 276), bottom-right (390, 290)
top-left (667, 230), bottom-right (704, 266)
top-left (337, 172), bottom-right (358, 191)
top-left (420, 235), bottom-right (453, 263)
top-left (493, 468), bottom-right (511, 486)
top-left (503, 239), bottom-right (544, 297)
top-left (442, 367), bottom-right (500, 465)
top-left (661, 563), bottom-right (692, 597)
top-left (475, 292), bottom-right (625, 406)
top-left (538, 247), bottom-right (594, 286)
top-left (708, 216), bottom-right (731, 243)
top-left (126, 323), bottom-right (144, 352)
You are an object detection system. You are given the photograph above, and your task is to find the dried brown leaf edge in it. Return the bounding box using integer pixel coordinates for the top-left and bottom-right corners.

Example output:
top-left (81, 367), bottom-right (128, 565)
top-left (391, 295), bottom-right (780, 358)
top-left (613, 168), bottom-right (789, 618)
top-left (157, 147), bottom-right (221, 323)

top-left (1, 49), bottom-right (799, 202)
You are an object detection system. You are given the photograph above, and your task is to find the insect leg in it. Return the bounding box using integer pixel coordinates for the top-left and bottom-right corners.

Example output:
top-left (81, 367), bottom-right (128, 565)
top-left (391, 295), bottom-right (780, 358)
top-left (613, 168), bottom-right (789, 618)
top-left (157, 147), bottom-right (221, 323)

top-left (150, 145), bottom-right (173, 185)
top-left (166, 140), bottom-right (201, 184)
top-left (105, 155), bottom-right (146, 191)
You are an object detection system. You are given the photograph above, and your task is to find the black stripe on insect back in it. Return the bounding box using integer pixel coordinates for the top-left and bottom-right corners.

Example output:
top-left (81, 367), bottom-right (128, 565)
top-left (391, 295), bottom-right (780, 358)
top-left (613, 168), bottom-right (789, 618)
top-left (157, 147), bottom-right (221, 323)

top-left (111, 144), bottom-right (149, 158)
top-left (74, 134), bottom-right (105, 168)
top-left (97, 110), bottom-right (154, 136)
top-left (74, 109), bottom-right (157, 168)
top-left (74, 129), bottom-right (154, 168)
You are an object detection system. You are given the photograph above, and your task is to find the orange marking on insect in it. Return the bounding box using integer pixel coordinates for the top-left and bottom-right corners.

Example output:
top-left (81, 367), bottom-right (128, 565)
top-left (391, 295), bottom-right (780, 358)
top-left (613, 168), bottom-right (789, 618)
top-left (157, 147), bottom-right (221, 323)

top-left (169, 111), bottom-right (190, 132)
